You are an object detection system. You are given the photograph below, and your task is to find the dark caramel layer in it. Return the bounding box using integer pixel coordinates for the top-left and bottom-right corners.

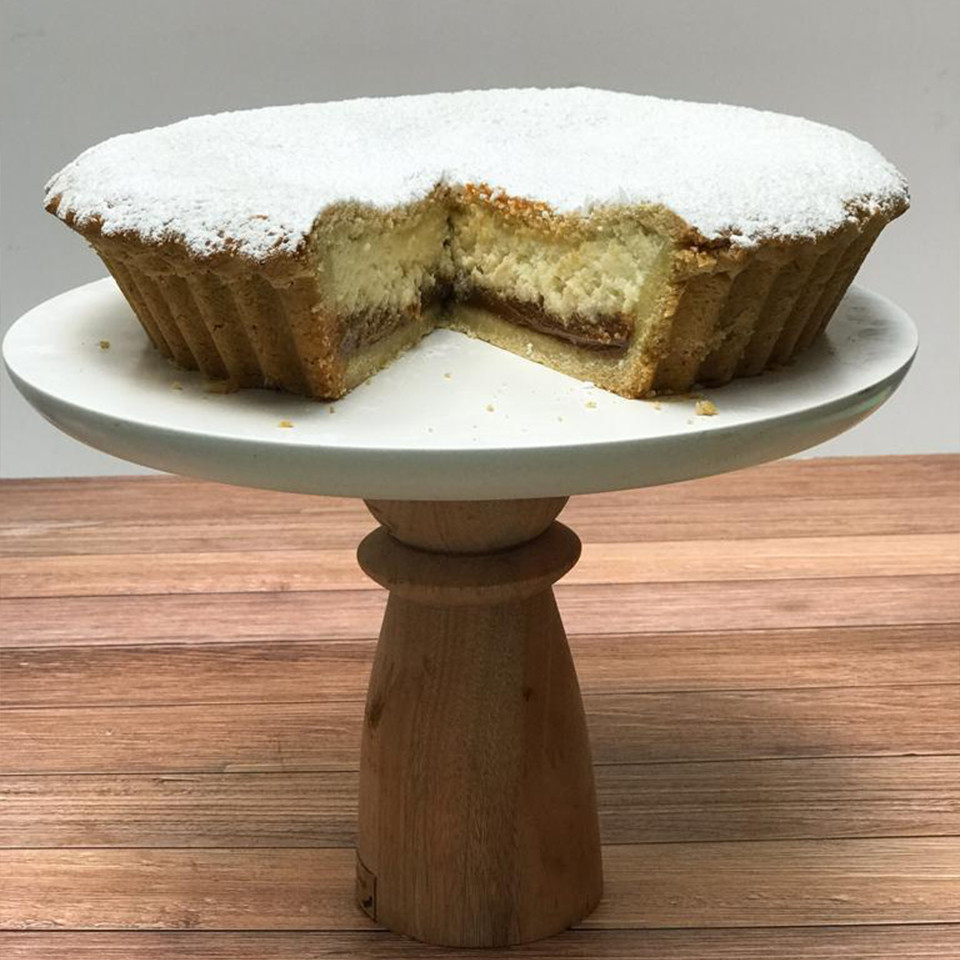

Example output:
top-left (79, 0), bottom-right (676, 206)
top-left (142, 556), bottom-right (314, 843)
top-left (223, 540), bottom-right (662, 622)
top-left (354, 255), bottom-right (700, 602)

top-left (463, 291), bottom-right (631, 352)
top-left (341, 288), bottom-right (632, 357)
top-left (339, 303), bottom-right (422, 356)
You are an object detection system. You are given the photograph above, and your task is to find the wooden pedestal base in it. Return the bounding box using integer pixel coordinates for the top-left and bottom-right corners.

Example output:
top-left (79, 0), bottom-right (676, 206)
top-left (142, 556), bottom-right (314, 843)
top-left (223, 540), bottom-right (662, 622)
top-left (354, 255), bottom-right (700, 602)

top-left (355, 498), bottom-right (603, 947)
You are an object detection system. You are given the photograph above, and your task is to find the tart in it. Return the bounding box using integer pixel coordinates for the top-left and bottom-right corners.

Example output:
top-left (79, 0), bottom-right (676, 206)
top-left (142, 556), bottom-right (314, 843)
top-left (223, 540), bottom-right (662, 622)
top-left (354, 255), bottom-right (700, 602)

top-left (44, 88), bottom-right (908, 399)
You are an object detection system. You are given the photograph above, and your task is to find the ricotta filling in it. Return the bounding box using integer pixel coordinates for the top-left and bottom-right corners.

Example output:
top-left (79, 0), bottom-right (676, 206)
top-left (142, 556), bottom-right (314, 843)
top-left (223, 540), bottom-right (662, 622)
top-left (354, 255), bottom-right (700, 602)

top-left (316, 197), bottom-right (670, 354)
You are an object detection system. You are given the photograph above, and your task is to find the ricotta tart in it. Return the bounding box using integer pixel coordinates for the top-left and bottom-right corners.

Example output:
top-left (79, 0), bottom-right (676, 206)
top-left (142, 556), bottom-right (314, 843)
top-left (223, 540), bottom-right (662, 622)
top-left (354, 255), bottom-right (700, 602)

top-left (45, 88), bottom-right (908, 399)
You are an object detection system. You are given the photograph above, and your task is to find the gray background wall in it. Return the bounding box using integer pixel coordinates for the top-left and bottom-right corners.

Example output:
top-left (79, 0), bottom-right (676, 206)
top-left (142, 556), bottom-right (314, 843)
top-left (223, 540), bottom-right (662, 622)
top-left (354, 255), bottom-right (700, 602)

top-left (2, 0), bottom-right (958, 477)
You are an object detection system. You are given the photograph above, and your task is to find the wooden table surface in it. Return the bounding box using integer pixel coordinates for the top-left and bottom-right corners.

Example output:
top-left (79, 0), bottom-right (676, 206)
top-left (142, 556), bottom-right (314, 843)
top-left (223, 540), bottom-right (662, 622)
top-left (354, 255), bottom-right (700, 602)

top-left (1, 455), bottom-right (958, 958)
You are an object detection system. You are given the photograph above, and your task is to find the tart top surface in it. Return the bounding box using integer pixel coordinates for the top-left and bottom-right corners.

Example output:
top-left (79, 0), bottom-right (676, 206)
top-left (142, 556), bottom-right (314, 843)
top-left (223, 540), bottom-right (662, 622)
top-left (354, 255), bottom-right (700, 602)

top-left (45, 87), bottom-right (908, 261)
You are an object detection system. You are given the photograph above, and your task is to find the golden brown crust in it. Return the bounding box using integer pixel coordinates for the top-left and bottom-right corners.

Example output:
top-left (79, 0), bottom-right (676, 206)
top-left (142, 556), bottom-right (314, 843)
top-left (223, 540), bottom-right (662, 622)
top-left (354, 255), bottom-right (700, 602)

top-left (51, 187), bottom-right (905, 401)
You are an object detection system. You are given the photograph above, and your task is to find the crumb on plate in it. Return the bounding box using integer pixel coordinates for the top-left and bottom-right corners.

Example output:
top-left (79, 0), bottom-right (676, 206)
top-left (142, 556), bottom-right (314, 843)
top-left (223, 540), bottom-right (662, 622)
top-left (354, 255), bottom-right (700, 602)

top-left (278, 420), bottom-right (294, 429)
top-left (203, 379), bottom-right (236, 394)
top-left (695, 399), bottom-right (718, 416)
top-left (99, 340), bottom-right (110, 350)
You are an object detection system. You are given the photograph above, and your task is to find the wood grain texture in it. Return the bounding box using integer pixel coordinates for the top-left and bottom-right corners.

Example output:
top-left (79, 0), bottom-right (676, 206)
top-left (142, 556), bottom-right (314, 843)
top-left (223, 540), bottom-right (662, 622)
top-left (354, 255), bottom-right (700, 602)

top-left (2, 457), bottom-right (959, 952)
top-left (4, 576), bottom-right (959, 648)
top-left (2, 840), bottom-right (958, 931)
top-left (3, 624), bottom-right (957, 709)
top-left (365, 497), bottom-right (569, 552)
top-left (4, 495), bottom-right (955, 557)
top-left (2, 456), bottom-right (956, 560)
top-left (355, 502), bottom-right (600, 945)
top-left (2, 456), bottom-right (955, 524)
top-left (3, 926), bottom-right (958, 959)
top-left (4, 534), bottom-right (957, 598)
top-left (585, 685), bottom-right (960, 767)
top-left (584, 839), bottom-right (960, 929)
top-left (2, 755), bottom-right (958, 849)
top-left (3, 684), bottom-right (957, 775)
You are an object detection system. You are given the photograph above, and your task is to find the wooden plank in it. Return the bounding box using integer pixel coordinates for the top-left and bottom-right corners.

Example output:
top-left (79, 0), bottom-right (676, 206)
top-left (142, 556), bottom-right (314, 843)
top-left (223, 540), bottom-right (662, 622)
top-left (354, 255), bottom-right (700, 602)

top-left (0, 847), bottom-right (361, 931)
top-left (2, 756), bottom-right (957, 849)
top-left (4, 496), bottom-right (958, 558)
top-left (0, 476), bottom-right (355, 525)
top-left (586, 685), bottom-right (960, 767)
top-left (568, 624), bottom-right (960, 698)
top-left (0, 589), bottom-right (386, 649)
top-left (4, 576), bottom-right (958, 648)
top-left (4, 534), bottom-right (957, 598)
top-left (1, 639), bottom-right (373, 709)
top-left (0, 699), bottom-right (359, 775)
top-left (1, 926), bottom-right (958, 959)
top-left (2, 839), bottom-right (958, 930)
top-left (0, 772), bottom-right (358, 849)
top-left (3, 685), bottom-right (956, 775)
top-left (586, 839), bottom-right (960, 928)
top-left (4, 624), bottom-right (958, 709)
top-left (0, 548), bottom-right (369, 598)
top-left (2, 456), bottom-right (954, 525)
top-left (567, 493), bottom-right (960, 542)
top-left (595, 755), bottom-right (960, 844)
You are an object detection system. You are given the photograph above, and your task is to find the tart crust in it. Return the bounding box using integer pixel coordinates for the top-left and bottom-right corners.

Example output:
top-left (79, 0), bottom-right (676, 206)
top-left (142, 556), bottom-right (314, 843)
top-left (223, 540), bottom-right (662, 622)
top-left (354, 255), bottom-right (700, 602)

top-left (44, 89), bottom-right (908, 400)
top-left (54, 193), bottom-right (900, 400)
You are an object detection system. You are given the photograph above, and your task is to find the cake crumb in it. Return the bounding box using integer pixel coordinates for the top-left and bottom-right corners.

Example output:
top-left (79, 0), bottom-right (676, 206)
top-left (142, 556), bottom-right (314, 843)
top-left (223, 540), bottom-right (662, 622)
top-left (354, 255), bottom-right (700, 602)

top-left (652, 400), bottom-right (662, 410)
top-left (328, 405), bottom-right (336, 414)
top-left (170, 381), bottom-right (183, 391)
top-left (98, 339), bottom-right (111, 350)
top-left (585, 400), bottom-right (597, 409)
top-left (485, 403), bottom-right (495, 412)
top-left (443, 372), bottom-right (452, 380)
top-left (203, 379), bottom-right (235, 394)
top-left (278, 419), bottom-right (294, 428)
top-left (695, 399), bottom-right (718, 416)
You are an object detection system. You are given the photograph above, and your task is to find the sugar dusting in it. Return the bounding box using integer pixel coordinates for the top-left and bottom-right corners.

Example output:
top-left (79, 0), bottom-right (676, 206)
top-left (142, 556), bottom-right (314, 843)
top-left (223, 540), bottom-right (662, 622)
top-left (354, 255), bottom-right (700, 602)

top-left (46, 88), bottom-right (908, 260)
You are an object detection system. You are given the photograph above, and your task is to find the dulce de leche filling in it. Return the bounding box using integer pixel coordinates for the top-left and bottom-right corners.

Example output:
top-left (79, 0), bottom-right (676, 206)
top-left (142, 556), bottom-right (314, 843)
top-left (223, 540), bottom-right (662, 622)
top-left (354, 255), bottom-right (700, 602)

top-left (463, 291), bottom-right (632, 352)
top-left (341, 289), bottom-right (634, 356)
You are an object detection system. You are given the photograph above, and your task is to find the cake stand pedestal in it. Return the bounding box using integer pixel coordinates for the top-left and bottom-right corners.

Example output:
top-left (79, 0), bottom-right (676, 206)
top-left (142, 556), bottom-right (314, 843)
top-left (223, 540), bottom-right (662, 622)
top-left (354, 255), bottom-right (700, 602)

top-left (3, 279), bottom-right (917, 947)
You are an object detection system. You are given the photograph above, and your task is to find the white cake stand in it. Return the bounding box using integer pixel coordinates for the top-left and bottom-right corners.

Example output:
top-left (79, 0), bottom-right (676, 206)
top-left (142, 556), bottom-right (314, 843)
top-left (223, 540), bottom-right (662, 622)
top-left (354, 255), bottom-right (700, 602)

top-left (4, 278), bottom-right (917, 947)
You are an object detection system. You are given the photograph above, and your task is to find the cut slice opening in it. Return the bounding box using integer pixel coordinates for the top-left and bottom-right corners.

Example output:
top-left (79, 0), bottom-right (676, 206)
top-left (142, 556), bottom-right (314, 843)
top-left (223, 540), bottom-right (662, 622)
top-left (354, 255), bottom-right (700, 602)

top-left (315, 186), bottom-right (679, 397)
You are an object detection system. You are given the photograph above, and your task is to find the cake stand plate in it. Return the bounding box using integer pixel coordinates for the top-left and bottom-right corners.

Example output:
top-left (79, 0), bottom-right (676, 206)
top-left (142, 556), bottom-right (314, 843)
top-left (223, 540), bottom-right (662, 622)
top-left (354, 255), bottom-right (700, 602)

top-left (3, 278), bottom-right (916, 500)
top-left (3, 279), bottom-right (917, 948)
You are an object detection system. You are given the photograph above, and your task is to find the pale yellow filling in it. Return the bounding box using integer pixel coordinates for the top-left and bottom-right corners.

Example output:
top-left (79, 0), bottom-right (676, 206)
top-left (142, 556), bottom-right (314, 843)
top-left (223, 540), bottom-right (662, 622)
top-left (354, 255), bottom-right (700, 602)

top-left (317, 202), bottom-right (452, 317)
top-left (451, 206), bottom-right (667, 321)
top-left (314, 198), bottom-right (670, 326)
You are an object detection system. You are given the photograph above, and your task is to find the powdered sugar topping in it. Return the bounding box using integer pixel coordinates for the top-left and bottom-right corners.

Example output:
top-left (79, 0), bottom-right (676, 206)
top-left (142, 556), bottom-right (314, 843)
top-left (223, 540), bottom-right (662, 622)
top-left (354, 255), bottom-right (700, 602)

top-left (46, 88), bottom-right (908, 259)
